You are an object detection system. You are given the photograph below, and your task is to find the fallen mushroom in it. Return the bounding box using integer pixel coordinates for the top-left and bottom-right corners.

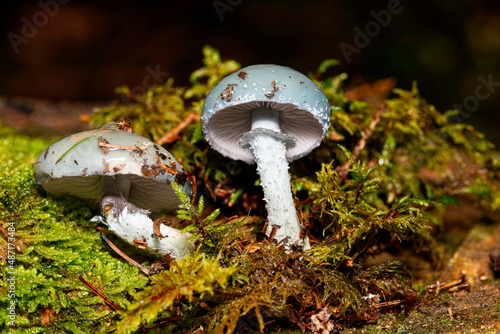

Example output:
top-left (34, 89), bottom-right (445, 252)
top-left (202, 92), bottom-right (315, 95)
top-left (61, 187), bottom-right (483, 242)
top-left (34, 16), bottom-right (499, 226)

top-left (34, 122), bottom-right (194, 258)
top-left (201, 65), bottom-right (331, 247)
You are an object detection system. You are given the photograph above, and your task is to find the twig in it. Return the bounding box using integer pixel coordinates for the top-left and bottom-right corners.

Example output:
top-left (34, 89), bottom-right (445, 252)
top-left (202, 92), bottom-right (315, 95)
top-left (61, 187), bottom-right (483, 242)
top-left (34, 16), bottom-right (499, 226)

top-left (188, 174), bottom-right (197, 206)
top-left (153, 218), bottom-right (169, 238)
top-left (425, 272), bottom-right (469, 294)
top-left (78, 275), bottom-right (122, 311)
top-left (425, 279), bottom-right (469, 294)
top-left (215, 215), bottom-right (239, 227)
top-left (157, 113), bottom-right (200, 145)
top-left (373, 300), bottom-right (402, 309)
top-left (143, 316), bottom-right (183, 330)
top-left (336, 103), bottom-right (386, 182)
top-left (267, 225), bottom-right (279, 242)
top-left (98, 140), bottom-right (147, 151)
top-left (100, 233), bottom-right (150, 275)
top-left (447, 307), bottom-right (454, 321)
top-left (0, 225), bottom-right (23, 253)
top-left (153, 217), bottom-right (184, 238)
top-left (133, 239), bottom-right (148, 249)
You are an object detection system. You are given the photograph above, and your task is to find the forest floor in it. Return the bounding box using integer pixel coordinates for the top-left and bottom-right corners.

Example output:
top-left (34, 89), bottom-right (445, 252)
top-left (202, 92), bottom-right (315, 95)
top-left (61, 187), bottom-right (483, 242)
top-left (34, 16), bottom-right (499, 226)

top-left (2, 96), bottom-right (499, 334)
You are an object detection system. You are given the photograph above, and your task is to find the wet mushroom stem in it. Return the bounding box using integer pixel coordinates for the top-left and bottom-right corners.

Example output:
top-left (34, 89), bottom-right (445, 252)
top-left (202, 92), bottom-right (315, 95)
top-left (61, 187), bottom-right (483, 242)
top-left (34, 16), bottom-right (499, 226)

top-left (98, 181), bottom-right (193, 258)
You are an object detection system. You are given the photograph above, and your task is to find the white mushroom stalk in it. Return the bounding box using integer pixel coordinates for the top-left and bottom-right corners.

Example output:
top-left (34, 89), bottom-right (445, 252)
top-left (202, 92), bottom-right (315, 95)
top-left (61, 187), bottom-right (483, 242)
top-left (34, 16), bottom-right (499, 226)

top-left (96, 176), bottom-right (194, 258)
top-left (98, 196), bottom-right (193, 259)
top-left (240, 108), bottom-right (305, 246)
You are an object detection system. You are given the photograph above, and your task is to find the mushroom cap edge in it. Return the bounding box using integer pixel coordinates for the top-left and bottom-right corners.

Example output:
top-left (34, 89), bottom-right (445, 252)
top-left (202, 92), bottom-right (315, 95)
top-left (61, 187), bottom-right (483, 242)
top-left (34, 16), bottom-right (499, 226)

top-left (201, 64), bottom-right (332, 163)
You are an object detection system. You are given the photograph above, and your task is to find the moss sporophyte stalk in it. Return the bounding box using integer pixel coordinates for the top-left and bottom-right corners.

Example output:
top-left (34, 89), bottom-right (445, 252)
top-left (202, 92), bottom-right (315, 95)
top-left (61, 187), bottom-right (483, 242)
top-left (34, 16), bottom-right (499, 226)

top-left (0, 45), bottom-right (499, 333)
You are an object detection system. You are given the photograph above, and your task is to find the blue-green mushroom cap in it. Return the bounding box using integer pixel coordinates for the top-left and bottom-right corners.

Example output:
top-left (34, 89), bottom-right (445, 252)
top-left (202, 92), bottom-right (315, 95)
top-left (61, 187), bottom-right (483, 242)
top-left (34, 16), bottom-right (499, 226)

top-left (34, 122), bottom-right (192, 212)
top-left (201, 64), bottom-right (331, 163)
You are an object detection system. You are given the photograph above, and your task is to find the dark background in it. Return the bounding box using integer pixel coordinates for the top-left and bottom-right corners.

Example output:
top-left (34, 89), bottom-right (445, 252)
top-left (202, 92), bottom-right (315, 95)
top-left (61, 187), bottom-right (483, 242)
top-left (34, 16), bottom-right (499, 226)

top-left (1, 0), bottom-right (499, 145)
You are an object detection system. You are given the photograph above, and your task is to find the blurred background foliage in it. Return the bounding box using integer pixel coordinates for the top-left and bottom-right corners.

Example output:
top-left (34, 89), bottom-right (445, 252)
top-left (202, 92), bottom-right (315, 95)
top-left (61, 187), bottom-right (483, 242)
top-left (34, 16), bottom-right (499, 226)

top-left (1, 0), bottom-right (500, 145)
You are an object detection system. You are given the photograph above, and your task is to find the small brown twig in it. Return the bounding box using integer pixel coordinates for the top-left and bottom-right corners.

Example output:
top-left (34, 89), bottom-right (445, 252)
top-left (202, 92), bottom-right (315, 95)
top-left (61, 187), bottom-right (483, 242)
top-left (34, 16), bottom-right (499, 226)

top-left (267, 225), bottom-right (279, 242)
top-left (0, 225), bottom-right (23, 253)
top-left (78, 275), bottom-right (122, 311)
top-left (425, 279), bottom-right (470, 294)
top-left (187, 174), bottom-right (197, 206)
top-left (133, 239), bottom-right (148, 250)
top-left (373, 299), bottom-right (402, 309)
top-left (153, 218), bottom-right (169, 238)
top-left (100, 233), bottom-right (150, 275)
top-left (157, 113), bottom-right (200, 145)
top-left (94, 226), bottom-right (111, 233)
top-left (336, 103), bottom-right (386, 182)
top-left (152, 217), bottom-right (184, 238)
top-left (447, 307), bottom-right (454, 321)
top-left (143, 315), bottom-right (183, 330)
top-left (425, 272), bottom-right (469, 294)
top-left (98, 140), bottom-right (147, 151)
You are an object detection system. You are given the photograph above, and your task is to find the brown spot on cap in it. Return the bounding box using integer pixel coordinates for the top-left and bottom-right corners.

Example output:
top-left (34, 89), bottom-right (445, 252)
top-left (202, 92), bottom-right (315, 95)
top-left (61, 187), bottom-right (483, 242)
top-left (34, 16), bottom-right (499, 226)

top-left (237, 71), bottom-right (247, 80)
top-left (223, 84), bottom-right (237, 102)
top-left (98, 137), bottom-right (110, 154)
top-left (113, 163), bottom-right (125, 173)
top-left (141, 165), bottom-right (152, 178)
top-left (101, 159), bottom-right (110, 174)
top-left (265, 80), bottom-right (279, 99)
top-left (117, 120), bottom-right (133, 132)
top-left (151, 165), bottom-right (162, 177)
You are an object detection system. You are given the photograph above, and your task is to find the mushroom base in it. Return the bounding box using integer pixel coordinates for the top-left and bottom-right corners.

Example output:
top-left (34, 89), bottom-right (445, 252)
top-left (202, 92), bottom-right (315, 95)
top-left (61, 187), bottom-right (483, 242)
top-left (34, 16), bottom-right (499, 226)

top-left (240, 130), bottom-right (308, 247)
top-left (103, 209), bottom-right (194, 258)
top-left (100, 194), bottom-right (194, 258)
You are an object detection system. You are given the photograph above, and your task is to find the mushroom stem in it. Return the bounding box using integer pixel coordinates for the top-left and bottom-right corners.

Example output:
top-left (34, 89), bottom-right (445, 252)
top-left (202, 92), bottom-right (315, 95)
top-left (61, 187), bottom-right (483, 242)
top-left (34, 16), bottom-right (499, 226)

top-left (240, 108), bottom-right (308, 247)
top-left (102, 202), bottom-right (194, 258)
top-left (251, 107), bottom-right (281, 132)
top-left (99, 177), bottom-right (194, 258)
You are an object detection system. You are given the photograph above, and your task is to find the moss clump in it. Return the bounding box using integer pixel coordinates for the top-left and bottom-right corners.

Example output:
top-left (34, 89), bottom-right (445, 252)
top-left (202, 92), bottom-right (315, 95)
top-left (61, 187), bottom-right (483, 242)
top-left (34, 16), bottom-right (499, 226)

top-left (1, 46), bottom-right (499, 333)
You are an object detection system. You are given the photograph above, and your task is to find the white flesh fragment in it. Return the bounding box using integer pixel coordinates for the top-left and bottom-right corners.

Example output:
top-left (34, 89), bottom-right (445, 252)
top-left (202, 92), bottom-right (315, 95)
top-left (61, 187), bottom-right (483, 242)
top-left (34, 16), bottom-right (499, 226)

top-left (97, 177), bottom-right (194, 258)
top-left (104, 207), bottom-right (194, 258)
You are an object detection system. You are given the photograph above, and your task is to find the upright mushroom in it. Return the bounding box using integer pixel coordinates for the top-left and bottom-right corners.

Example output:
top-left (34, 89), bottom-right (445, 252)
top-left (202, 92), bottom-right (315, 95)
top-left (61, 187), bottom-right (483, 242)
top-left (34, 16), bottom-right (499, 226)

top-left (34, 122), bottom-right (194, 258)
top-left (201, 65), bottom-right (331, 247)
